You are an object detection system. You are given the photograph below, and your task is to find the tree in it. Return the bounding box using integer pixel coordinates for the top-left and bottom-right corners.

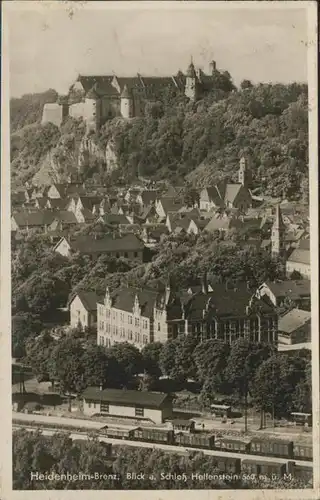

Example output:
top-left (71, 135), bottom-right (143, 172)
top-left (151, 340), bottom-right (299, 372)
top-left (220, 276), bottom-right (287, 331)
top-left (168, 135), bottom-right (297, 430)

top-left (12, 313), bottom-right (42, 358)
top-left (159, 335), bottom-right (198, 383)
top-left (24, 331), bottom-right (56, 382)
top-left (251, 353), bottom-right (307, 422)
top-left (225, 340), bottom-right (275, 430)
top-left (240, 79), bottom-right (253, 90)
top-left (193, 340), bottom-right (230, 383)
top-left (49, 338), bottom-right (86, 398)
top-left (107, 342), bottom-right (143, 387)
top-left (141, 342), bottom-right (163, 378)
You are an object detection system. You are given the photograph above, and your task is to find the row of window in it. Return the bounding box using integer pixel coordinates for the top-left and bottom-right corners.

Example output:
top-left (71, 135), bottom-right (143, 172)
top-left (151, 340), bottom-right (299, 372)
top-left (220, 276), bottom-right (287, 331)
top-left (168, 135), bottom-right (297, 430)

top-left (98, 331), bottom-right (149, 345)
top-left (87, 401), bottom-right (144, 417)
top-left (99, 308), bottom-right (149, 329)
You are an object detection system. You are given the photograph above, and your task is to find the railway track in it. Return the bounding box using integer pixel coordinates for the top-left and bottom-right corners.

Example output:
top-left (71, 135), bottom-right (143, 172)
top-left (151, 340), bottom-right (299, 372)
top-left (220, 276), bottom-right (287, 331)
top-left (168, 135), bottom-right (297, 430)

top-left (12, 422), bottom-right (313, 469)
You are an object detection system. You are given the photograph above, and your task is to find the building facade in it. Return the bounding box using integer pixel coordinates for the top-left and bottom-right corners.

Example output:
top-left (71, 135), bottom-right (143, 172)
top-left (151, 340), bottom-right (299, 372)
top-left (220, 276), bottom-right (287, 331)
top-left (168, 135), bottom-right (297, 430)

top-left (42, 60), bottom-right (223, 132)
top-left (82, 387), bottom-right (173, 424)
top-left (97, 282), bottom-right (278, 349)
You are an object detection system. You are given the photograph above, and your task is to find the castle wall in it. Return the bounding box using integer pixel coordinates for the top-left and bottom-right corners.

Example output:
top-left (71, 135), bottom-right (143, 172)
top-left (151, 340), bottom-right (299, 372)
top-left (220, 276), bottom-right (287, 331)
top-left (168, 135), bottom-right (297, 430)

top-left (41, 103), bottom-right (64, 127)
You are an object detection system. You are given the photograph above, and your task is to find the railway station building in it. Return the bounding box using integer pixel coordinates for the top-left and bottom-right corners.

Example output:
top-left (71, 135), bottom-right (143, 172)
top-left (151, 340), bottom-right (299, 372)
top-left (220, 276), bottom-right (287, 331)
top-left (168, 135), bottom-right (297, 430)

top-left (82, 387), bottom-right (173, 424)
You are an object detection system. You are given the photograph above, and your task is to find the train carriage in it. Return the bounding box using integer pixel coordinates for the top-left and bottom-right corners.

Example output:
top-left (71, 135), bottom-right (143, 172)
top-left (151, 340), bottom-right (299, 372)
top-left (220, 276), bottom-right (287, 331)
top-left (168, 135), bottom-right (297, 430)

top-left (249, 438), bottom-right (294, 459)
top-left (175, 431), bottom-right (215, 449)
top-left (293, 465), bottom-right (313, 482)
top-left (100, 426), bottom-right (136, 440)
top-left (242, 459), bottom-right (286, 477)
top-left (132, 427), bottom-right (174, 444)
top-left (214, 457), bottom-right (241, 474)
top-left (217, 438), bottom-right (251, 454)
top-left (293, 443), bottom-right (313, 461)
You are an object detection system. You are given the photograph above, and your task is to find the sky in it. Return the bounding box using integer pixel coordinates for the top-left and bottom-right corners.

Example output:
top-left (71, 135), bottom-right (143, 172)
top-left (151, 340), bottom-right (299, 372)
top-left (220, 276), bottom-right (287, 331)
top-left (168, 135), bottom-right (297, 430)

top-left (6, 1), bottom-right (309, 98)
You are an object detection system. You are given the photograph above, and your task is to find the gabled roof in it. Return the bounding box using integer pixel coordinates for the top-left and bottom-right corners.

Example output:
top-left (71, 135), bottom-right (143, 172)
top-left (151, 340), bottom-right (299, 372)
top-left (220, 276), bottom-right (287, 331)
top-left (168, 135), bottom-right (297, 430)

top-left (200, 187), bottom-right (223, 206)
top-left (278, 308), bottom-right (311, 334)
top-left (47, 198), bottom-right (70, 210)
top-left (224, 183), bottom-right (242, 204)
top-left (298, 238), bottom-right (310, 250)
top-left (67, 233), bottom-right (144, 255)
top-left (51, 211), bottom-right (78, 224)
top-left (137, 190), bottom-right (159, 205)
top-left (78, 196), bottom-right (103, 211)
top-left (12, 210), bottom-right (56, 227)
top-left (70, 291), bottom-right (102, 312)
top-left (287, 248), bottom-right (310, 265)
top-left (82, 387), bottom-right (169, 408)
top-left (108, 287), bottom-right (159, 318)
top-left (182, 283), bottom-right (275, 321)
top-left (100, 214), bottom-right (131, 225)
top-left (263, 280), bottom-right (310, 299)
top-left (204, 214), bottom-right (240, 232)
top-left (157, 197), bottom-right (185, 215)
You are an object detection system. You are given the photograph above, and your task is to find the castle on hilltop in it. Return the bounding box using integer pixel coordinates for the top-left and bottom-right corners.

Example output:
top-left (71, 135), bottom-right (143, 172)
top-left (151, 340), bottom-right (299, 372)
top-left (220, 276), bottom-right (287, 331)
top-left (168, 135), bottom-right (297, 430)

top-left (42, 60), bottom-right (221, 132)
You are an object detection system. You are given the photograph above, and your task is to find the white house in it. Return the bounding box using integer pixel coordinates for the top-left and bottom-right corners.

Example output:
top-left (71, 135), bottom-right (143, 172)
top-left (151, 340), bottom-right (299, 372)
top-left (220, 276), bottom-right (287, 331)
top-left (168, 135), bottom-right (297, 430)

top-left (286, 249), bottom-right (311, 279)
top-left (69, 291), bottom-right (100, 330)
top-left (82, 387), bottom-right (173, 424)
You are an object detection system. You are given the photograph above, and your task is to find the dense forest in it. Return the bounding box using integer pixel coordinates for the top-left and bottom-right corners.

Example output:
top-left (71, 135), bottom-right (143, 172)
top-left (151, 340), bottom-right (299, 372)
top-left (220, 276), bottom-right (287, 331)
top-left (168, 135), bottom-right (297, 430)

top-left (10, 79), bottom-right (308, 200)
top-left (13, 430), bottom-right (311, 490)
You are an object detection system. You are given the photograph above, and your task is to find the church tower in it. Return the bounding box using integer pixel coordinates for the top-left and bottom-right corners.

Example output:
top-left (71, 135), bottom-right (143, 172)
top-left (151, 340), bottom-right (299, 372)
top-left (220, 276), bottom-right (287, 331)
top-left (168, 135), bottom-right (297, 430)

top-left (185, 59), bottom-right (200, 102)
top-left (271, 204), bottom-right (285, 258)
top-left (120, 84), bottom-right (134, 119)
top-left (238, 156), bottom-right (252, 188)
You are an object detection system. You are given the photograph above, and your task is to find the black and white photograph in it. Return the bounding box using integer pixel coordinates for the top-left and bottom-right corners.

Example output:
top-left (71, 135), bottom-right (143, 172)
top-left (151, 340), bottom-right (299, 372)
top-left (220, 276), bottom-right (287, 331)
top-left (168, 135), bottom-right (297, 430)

top-left (1, 0), bottom-right (319, 496)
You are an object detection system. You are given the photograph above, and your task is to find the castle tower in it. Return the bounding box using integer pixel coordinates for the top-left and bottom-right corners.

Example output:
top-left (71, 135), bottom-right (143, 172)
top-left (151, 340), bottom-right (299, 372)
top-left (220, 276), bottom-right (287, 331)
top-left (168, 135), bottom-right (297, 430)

top-left (85, 84), bottom-right (100, 133)
top-left (238, 156), bottom-right (252, 188)
top-left (185, 59), bottom-right (200, 102)
top-left (271, 204), bottom-right (286, 258)
top-left (57, 94), bottom-right (69, 121)
top-left (120, 84), bottom-right (134, 119)
top-left (209, 60), bottom-right (217, 74)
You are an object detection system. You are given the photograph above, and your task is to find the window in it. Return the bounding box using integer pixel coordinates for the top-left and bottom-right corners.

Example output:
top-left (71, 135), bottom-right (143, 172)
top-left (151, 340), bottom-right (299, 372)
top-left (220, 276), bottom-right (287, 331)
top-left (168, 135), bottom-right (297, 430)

top-left (106, 309), bottom-right (110, 318)
top-left (120, 313), bottom-right (124, 322)
top-left (143, 335), bottom-right (148, 344)
top-left (128, 330), bottom-right (133, 340)
top-left (135, 318), bottom-right (140, 327)
top-left (135, 407), bottom-right (144, 417)
top-left (101, 403), bottom-right (109, 413)
top-left (134, 252), bottom-right (138, 258)
top-left (128, 315), bottom-right (133, 325)
top-left (124, 252), bottom-right (128, 258)
top-left (158, 322), bottom-right (161, 331)
top-left (88, 402), bottom-right (92, 408)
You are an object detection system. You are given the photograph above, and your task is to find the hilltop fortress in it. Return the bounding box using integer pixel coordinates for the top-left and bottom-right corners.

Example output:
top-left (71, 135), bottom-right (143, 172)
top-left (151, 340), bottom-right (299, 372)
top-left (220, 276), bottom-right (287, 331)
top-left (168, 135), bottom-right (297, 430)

top-left (42, 60), bottom-right (223, 132)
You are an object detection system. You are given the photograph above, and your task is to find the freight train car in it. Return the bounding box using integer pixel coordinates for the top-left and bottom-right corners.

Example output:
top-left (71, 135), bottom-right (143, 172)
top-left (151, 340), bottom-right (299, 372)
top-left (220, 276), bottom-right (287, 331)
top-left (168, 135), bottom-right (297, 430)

top-left (216, 438), bottom-right (251, 454)
top-left (249, 438), bottom-right (294, 459)
top-left (100, 426), bottom-right (137, 440)
top-left (175, 432), bottom-right (215, 449)
top-left (132, 427), bottom-right (174, 445)
top-left (242, 459), bottom-right (287, 477)
top-left (293, 443), bottom-right (313, 461)
top-left (213, 457), bottom-right (241, 474)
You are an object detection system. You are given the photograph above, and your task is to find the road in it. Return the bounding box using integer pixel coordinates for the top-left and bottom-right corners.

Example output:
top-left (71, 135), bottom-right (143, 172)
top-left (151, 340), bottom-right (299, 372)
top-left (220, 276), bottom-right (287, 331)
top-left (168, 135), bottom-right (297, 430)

top-left (12, 424), bottom-right (313, 469)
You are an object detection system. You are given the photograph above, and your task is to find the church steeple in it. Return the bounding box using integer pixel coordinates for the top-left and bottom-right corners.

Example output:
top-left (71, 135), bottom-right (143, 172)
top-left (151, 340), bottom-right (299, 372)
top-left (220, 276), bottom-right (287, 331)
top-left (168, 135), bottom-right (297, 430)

top-left (271, 204), bottom-right (285, 258)
top-left (238, 155), bottom-right (252, 188)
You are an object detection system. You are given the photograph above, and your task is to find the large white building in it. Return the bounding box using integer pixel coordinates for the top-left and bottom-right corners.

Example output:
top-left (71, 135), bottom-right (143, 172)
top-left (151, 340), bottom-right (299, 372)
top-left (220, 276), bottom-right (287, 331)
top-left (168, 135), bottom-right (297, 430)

top-left (82, 387), bottom-right (173, 424)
